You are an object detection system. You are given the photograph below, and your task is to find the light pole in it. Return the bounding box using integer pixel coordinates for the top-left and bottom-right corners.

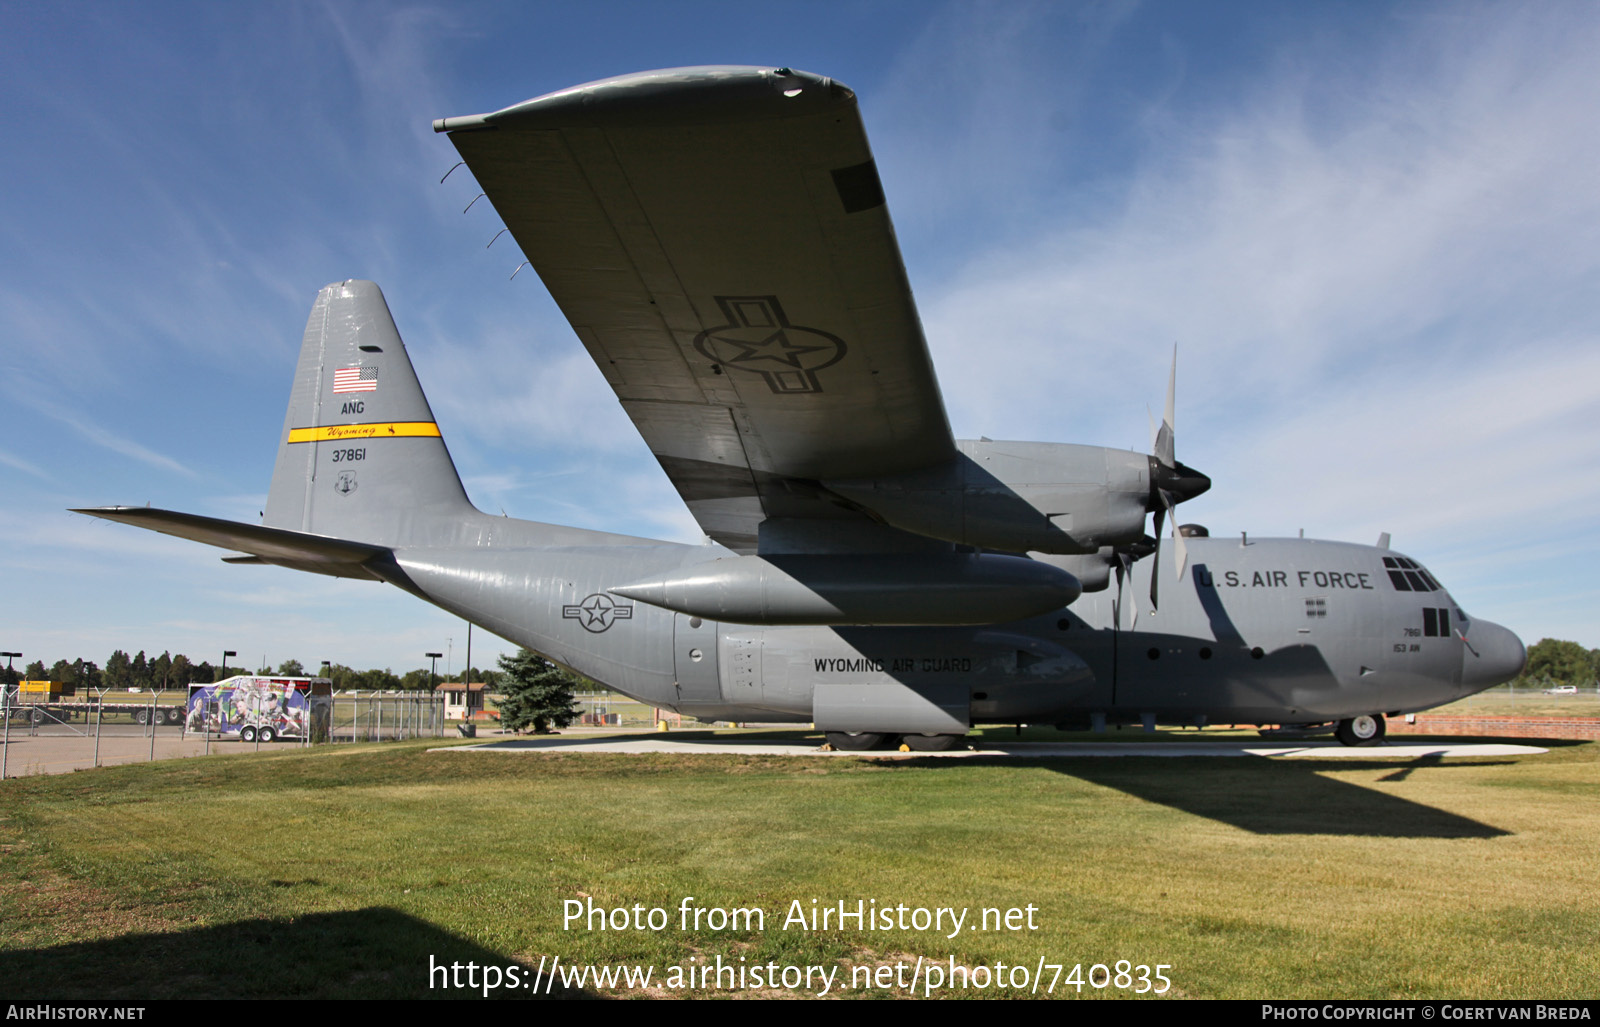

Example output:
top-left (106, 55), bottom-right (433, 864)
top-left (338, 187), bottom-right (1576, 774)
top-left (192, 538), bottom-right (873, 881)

top-left (221, 650), bottom-right (236, 679)
top-left (1, 652), bottom-right (20, 717)
top-left (426, 652), bottom-right (444, 724)
top-left (0, 652), bottom-right (16, 780)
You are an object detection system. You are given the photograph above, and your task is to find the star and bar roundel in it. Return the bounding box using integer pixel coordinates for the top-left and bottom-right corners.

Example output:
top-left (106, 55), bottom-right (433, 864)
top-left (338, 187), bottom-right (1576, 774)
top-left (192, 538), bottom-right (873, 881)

top-left (692, 296), bottom-right (846, 394)
top-left (562, 593), bottom-right (634, 633)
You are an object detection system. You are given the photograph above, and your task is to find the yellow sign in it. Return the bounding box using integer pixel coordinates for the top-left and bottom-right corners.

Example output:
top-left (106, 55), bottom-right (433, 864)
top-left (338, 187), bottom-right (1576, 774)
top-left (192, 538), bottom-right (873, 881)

top-left (286, 422), bottom-right (441, 443)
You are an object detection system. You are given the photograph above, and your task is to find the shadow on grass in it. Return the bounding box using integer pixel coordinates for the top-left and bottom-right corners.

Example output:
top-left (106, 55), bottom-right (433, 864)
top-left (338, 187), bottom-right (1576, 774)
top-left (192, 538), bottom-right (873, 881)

top-left (461, 729), bottom-right (1523, 839)
top-left (5, 906), bottom-right (589, 1000)
top-left (919, 755), bottom-right (1513, 839)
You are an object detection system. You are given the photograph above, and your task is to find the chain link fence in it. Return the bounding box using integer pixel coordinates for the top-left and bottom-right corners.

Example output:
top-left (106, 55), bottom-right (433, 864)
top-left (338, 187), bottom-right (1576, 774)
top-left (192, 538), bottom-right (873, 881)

top-left (0, 688), bottom-right (447, 779)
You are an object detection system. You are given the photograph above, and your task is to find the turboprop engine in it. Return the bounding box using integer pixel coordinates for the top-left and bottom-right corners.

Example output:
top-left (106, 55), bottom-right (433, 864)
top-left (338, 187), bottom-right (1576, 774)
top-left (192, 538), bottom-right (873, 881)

top-left (825, 352), bottom-right (1208, 563)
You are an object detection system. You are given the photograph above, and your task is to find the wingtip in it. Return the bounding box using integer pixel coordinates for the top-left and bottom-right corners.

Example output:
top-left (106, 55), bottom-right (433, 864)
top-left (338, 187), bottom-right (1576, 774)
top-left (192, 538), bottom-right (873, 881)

top-left (460, 66), bottom-right (851, 131)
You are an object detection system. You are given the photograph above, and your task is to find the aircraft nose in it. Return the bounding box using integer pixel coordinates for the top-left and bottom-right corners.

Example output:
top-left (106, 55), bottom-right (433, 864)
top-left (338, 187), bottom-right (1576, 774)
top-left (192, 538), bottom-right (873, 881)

top-left (1460, 619), bottom-right (1526, 691)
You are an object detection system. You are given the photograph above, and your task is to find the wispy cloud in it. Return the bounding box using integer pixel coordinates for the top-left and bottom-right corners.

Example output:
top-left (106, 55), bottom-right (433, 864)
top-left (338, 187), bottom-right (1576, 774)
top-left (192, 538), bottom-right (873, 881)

top-left (13, 395), bottom-right (197, 479)
top-left (0, 447), bottom-right (53, 481)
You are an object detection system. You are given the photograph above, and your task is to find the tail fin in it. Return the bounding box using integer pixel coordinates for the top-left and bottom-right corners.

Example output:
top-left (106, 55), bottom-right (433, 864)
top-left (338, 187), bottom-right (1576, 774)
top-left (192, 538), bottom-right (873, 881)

top-left (263, 281), bottom-right (474, 545)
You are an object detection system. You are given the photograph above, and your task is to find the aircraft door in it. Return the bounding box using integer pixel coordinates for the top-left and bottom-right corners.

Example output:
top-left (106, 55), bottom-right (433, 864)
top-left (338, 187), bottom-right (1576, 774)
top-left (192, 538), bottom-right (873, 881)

top-left (673, 613), bottom-right (721, 704)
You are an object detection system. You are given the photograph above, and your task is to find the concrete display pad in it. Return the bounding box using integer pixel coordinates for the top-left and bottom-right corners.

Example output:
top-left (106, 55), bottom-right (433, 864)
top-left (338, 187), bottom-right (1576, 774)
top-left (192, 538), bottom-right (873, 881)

top-left (444, 736), bottom-right (1548, 759)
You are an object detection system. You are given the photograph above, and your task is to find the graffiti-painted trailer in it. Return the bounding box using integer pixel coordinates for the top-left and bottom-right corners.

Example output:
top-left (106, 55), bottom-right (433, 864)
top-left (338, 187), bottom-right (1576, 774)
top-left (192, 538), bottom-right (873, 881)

top-left (187, 676), bottom-right (333, 743)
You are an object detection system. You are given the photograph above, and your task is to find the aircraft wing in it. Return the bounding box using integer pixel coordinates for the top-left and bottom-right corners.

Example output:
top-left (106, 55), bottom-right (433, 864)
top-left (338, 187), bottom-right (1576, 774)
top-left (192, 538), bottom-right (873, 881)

top-left (435, 67), bottom-right (956, 552)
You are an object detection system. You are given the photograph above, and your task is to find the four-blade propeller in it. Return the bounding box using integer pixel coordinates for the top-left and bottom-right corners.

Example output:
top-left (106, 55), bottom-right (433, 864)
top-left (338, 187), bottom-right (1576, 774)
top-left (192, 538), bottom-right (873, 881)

top-left (1131, 347), bottom-right (1210, 612)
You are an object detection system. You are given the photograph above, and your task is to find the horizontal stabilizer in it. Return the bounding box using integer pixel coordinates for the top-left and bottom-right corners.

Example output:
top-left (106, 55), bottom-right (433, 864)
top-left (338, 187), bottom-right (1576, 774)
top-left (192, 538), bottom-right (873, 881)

top-left (73, 506), bottom-right (397, 582)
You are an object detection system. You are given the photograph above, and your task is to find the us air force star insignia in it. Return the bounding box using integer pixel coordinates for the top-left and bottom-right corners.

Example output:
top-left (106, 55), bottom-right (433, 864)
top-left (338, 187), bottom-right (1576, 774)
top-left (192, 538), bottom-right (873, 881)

top-left (562, 593), bottom-right (634, 633)
top-left (692, 295), bottom-right (846, 394)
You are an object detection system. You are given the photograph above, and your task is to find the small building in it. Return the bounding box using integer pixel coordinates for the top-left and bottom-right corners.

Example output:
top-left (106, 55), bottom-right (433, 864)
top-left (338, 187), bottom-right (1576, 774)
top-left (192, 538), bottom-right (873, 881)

top-left (438, 682), bottom-right (488, 720)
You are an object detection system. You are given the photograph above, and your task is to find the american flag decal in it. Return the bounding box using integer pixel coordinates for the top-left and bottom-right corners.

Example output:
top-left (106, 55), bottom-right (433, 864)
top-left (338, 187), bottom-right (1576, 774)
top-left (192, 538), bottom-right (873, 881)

top-left (332, 366), bottom-right (378, 393)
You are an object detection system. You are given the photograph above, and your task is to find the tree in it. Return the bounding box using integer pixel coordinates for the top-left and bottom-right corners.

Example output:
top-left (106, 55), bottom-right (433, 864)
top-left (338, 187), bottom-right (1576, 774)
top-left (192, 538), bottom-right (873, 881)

top-left (149, 651), bottom-right (172, 690)
top-left (495, 649), bottom-right (580, 734)
top-left (276, 659), bottom-right (305, 677)
top-left (1518, 639), bottom-right (1593, 688)
top-left (103, 650), bottom-right (132, 691)
top-left (130, 650), bottom-right (151, 691)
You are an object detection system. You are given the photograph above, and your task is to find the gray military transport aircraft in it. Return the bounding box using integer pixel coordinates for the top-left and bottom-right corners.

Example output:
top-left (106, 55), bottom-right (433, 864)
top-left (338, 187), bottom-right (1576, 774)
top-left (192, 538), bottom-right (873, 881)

top-left (79, 66), bottom-right (1526, 749)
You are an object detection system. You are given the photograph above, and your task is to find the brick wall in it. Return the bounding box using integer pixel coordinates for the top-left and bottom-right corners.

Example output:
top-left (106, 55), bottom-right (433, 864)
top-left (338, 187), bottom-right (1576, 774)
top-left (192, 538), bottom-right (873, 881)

top-left (1390, 715), bottom-right (1600, 741)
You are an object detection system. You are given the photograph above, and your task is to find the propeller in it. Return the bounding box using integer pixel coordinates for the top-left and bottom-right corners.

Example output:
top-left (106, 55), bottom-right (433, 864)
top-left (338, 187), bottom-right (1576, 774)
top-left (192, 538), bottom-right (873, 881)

top-left (1112, 536), bottom-right (1155, 630)
top-left (1138, 347), bottom-right (1210, 610)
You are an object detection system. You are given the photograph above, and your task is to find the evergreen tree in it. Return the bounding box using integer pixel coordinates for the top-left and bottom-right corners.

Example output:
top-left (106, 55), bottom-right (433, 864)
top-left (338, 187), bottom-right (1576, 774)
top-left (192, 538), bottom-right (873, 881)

top-left (495, 649), bottom-right (580, 734)
top-left (150, 651), bottom-right (173, 690)
top-left (103, 650), bottom-right (132, 691)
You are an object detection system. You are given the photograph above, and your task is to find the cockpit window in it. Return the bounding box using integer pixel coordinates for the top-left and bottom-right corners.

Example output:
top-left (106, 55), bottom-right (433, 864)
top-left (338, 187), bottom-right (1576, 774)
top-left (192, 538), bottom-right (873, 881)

top-left (1385, 555), bottom-right (1441, 592)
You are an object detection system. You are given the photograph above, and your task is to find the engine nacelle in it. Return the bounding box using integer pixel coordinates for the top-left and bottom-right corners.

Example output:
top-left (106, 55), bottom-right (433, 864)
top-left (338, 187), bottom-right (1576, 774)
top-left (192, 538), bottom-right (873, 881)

top-left (825, 440), bottom-right (1154, 555)
top-left (1032, 547), bottom-right (1118, 593)
top-left (609, 551), bottom-right (1081, 626)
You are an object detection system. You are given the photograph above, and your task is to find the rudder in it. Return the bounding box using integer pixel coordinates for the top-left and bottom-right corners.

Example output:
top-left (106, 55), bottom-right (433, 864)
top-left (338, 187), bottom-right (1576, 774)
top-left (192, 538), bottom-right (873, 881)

top-left (263, 281), bottom-right (473, 546)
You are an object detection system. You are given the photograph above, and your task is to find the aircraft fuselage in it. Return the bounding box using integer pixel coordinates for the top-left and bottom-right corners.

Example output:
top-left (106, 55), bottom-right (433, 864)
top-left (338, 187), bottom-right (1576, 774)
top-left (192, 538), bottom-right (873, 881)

top-left (390, 518), bottom-right (1524, 733)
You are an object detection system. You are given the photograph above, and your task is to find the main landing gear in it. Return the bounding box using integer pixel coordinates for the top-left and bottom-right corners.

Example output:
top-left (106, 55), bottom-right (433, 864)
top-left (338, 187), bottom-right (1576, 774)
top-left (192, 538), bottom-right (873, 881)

top-left (824, 731), bottom-right (968, 752)
top-left (1335, 713), bottom-right (1386, 747)
top-left (824, 731), bottom-right (887, 751)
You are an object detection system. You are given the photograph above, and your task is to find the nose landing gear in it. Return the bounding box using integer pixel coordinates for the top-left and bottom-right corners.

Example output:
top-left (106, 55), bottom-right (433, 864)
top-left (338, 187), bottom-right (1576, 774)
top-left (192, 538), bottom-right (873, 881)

top-left (1335, 714), bottom-right (1386, 746)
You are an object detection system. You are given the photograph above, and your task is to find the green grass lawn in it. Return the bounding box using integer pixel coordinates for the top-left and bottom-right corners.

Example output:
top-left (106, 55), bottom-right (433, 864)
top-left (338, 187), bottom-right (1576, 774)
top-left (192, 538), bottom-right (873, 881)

top-left (2, 738), bottom-right (1596, 999)
top-left (1429, 689), bottom-right (1600, 720)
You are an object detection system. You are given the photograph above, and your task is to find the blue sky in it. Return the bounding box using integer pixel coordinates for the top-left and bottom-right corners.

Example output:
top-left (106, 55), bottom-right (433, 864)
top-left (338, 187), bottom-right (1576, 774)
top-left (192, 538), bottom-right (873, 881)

top-left (2, 1), bottom-right (1597, 677)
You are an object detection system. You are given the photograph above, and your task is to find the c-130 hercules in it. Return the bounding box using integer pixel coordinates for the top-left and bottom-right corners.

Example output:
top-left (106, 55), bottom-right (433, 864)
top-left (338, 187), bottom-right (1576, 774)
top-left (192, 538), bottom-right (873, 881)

top-left (81, 67), bottom-right (1526, 749)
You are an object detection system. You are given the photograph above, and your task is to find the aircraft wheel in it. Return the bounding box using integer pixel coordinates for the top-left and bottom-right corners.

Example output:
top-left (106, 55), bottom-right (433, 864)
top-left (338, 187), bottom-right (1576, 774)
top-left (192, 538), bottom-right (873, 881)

top-left (901, 733), bottom-right (966, 752)
top-left (1335, 714), bottom-right (1385, 746)
top-left (259, 726), bottom-right (277, 744)
top-left (240, 726), bottom-right (257, 743)
top-left (826, 731), bottom-right (887, 751)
